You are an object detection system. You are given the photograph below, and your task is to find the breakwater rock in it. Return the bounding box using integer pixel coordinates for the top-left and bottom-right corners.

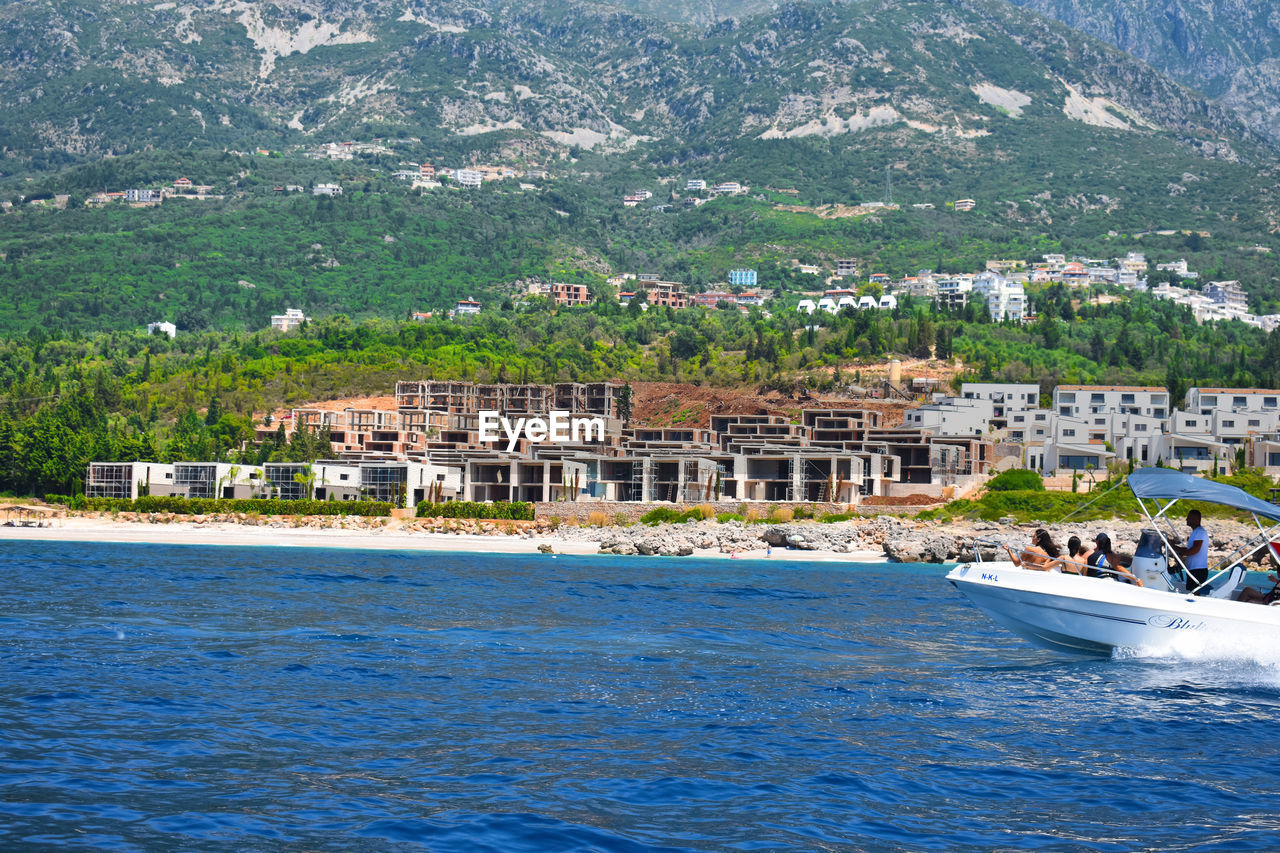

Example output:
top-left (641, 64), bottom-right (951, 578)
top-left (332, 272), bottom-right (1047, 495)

top-left (570, 515), bottom-right (1272, 565)
top-left (560, 517), bottom-right (925, 557)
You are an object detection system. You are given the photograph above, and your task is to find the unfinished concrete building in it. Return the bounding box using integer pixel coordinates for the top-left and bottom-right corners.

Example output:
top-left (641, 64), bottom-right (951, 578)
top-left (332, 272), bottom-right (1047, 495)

top-left (85, 462), bottom-right (175, 500)
top-left (554, 382), bottom-right (623, 418)
top-left (231, 383), bottom-right (989, 505)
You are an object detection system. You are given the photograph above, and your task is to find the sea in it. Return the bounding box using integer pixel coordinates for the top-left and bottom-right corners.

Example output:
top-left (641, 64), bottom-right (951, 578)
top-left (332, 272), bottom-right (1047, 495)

top-left (3, 540), bottom-right (1280, 852)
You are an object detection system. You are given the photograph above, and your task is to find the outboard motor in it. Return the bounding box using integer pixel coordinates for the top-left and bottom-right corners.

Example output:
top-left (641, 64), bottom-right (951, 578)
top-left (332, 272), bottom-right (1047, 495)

top-left (1131, 528), bottom-right (1178, 591)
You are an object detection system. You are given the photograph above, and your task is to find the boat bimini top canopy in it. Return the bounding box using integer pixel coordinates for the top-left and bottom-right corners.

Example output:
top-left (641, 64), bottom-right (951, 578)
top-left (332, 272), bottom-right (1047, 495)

top-left (1127, 468), bottom-right (1280, 523)
top-left (1127, 467), bottom-right (1280, 593)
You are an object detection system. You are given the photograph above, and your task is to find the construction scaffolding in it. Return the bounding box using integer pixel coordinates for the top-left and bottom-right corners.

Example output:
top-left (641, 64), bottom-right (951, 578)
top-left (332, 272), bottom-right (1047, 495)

top-left (85, 463), bottom-right (135, 500)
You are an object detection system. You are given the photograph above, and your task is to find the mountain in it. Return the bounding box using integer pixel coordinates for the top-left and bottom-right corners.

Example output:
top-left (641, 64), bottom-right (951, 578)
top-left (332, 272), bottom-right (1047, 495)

top-left (4, 0), bottom-right (1280, 334)
top-left (614, 0), bottom-right (1280, 146)
top-left (1003, 0), bottom-right (1280, 144)
top-left (0, 0), bottom-right (1267, 165)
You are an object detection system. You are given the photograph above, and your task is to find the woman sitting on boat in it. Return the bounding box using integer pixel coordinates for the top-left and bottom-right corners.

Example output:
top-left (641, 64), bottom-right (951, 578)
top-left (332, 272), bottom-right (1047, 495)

top-left (1086, 533), bottom-right (1143, 586)
top-left (1236, 573), bottom-right (1280, 605)
top-left (1004, 529), bottom-right (1062, 571)
top-left (1051, 535), bottom-right (1088, 575)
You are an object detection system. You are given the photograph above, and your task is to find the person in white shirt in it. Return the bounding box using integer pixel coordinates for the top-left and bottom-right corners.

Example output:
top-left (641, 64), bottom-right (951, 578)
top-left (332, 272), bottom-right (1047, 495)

top-left (1174, 510), bottom-right (1209, 595)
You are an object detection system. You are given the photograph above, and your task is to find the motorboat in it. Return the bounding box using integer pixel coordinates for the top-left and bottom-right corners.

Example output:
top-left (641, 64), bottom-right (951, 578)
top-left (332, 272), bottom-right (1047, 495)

top-left (946, 468), bottom-right (1280, 656)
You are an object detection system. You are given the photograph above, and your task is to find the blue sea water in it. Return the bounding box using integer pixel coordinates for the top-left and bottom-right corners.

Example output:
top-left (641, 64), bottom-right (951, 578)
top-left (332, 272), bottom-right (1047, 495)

top-left (3, 541), bottom-right (1280, 851)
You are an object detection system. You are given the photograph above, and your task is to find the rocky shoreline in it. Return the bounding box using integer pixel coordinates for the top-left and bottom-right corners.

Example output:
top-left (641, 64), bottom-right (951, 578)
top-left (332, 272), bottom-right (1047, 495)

top-left (75, 511), bottom-right (1273, 566)
top-left (573, 516), bottom-right (1268, 565)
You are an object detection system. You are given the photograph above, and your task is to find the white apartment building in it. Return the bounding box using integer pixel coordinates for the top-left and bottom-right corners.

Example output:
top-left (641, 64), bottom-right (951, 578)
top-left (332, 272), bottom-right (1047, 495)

top-left (1186, 387), bottom-right (1280, 415)
top-left (1203, 280), bottom-right (1247, 311)
top-left (1109, 413), bottom-right (1166, 465)
top-left (935, 277), bottom-right (973, 311)
top-left (960, 383), bottom-right (1039, 430)
top-left (973, 272), bottom-right (1026, 321)
top-left (1210, 410), bottom-right (1280, 447)
top-left (455, 170), bottom-right (483, 188)
top-left (1156, 258), bottom-right (1198, 280)
top-left (1007, 409), bottom-right (1053, 445)
top-left (1151, 432), bottom-right (1230, 474)
top-left (271, 308), bottom-right (310, 332)
top-left (1118, 252), bottom-right (1147, 276)
top-left (902, 397), bottom-right (993, 436)
top-left (1053, 386), bottom-right (1169, 420)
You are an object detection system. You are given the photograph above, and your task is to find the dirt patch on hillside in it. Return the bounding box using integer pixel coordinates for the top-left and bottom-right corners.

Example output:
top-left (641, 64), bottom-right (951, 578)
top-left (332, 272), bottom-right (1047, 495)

top-left (270, 395), bottom-right (397, 421)
top-left (774, 203), bottom-right (896, 219)
top-left (630, 382), bottom-right (911, 428)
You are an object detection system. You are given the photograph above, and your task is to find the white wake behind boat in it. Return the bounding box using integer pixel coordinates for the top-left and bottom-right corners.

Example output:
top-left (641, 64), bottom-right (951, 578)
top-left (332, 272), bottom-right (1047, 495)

top-left (947, 468), bottom-right (1280, 657)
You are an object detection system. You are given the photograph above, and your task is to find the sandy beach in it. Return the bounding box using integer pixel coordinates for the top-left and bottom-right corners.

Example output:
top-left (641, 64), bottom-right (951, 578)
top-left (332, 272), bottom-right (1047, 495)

top-left (0, 516), bottom-right (888, 563)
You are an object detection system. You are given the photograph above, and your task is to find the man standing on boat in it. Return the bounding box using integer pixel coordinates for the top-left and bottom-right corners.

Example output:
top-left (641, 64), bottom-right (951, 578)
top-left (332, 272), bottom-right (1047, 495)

top-left (1174, 510), bottom-right (1209, 594)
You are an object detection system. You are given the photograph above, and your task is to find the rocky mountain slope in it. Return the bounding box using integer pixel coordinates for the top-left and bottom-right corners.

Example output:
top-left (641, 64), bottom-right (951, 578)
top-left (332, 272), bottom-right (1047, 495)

top-left (611, 0), bottom-right (1280, 145)
top-left (0, 0), bottom-right (1267, 169)
top-left (1004, 0), bottom-right (1280, 143)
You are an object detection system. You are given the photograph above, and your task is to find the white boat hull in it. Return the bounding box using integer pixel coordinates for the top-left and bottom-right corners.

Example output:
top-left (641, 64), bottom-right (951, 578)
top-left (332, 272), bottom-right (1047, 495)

top-left (947, 561), bottom-right (1280, 657)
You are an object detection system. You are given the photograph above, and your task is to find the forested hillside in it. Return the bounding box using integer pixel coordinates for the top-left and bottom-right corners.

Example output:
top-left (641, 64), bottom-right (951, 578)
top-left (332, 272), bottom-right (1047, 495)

top-left (5, 292), bottom-right (1280, 495)
top-left (6, 140), bottom-right (1280, 336)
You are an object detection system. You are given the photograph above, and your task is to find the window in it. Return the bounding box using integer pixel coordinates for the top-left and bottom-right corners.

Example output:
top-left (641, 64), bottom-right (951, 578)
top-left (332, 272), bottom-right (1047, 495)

top-left (1266, 398), bottom-right (1277, 408)
top-left (1223, 420), bottom-right (1235, 428)
top-left (1154, 409), bottom-right (1166, 419)
top-left (1059, 393), bottom-right (1076, 403)
top-left (1063, 428), bottom-right (1076, 437)
top-left (1136, 424), bottom-right (1147, 432)
top-left (1094, 418), bottom-right (1106, 425)
top-left (1202, 395), bottom-right (1218, 407)
top-left (1090, 393), bottom-right (1105, 404)
top-left (1234, 397), bottom-right (1247, 407)
top-left (1060, 406), bottom-right (1072, 416)
top-left (1121, 394), bottom-right (1135, 405)
top-left (1250, 419), bottom-right (1261, 427)
top-left (1035, 414), bottom-right (1046, 422)
top-left (1060, 454), bottom-right (1100, 469)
